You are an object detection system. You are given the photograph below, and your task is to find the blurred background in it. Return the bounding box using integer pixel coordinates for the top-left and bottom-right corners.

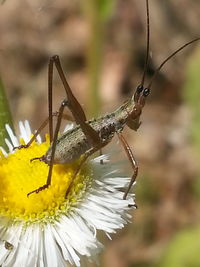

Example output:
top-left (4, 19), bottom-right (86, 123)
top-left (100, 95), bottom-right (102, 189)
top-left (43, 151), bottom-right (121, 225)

top-left (0, 0), bottom-right (200, 266)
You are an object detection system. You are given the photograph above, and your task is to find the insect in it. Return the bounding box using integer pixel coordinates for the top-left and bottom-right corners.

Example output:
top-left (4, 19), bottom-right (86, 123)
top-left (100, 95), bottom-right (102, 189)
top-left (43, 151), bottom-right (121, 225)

top-left (16, 0), bottom-right (199, 200)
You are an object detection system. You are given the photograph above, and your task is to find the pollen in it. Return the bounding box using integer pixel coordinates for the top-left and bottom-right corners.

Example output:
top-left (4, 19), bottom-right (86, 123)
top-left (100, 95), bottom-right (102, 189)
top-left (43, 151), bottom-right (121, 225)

top-left (0, 136), bottom-right (91, 224)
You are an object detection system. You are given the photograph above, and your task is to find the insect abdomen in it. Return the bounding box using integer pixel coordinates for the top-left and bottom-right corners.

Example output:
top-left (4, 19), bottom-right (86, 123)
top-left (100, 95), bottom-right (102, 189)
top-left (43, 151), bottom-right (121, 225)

top-left (45, 128), bottom-right (91, 164)
top-left (45, 113), bottom-right (125, 164)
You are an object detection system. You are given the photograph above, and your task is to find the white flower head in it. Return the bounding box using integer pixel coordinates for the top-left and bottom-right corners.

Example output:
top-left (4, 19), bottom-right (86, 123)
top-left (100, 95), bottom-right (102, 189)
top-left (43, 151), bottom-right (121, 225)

top-left (0, 121), bottom-right (136, 267)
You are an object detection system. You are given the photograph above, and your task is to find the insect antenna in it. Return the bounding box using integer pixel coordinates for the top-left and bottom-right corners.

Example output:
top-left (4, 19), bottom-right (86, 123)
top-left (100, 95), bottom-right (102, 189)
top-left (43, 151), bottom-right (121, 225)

top-left (140, 0), bottom-right (150, 87)
top-left (134, 0), bottom-right (150, 102)
top-left (137, 37), bottom-right (200, 107)
top-left (147, 37), bottom-right (200, 91)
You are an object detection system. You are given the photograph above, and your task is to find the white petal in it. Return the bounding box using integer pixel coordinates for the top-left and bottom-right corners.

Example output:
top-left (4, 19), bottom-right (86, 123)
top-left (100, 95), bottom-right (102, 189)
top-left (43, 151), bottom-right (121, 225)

top-left (5, 124), bottom-right (19, 147)
top-left (19, 121), bottom-right (29, 143)
top-left (24, 120), bottom-right (32, 138)
top-left (0, 147), bottom-right (8, 157)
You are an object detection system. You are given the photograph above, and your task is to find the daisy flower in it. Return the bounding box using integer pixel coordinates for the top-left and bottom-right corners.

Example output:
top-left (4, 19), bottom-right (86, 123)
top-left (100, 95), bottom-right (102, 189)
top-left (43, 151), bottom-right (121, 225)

top-left (0, 121), bottom-right (136, 267)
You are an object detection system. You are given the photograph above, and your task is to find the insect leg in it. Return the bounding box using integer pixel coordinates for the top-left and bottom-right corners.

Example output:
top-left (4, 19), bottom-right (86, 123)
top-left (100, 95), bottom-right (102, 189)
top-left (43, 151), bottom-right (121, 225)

top-left (48, 54), bottom-right (53, 142)
top-left (65, 153), bottom-right (90, 198)
top-left (65, 143), bottom-right (108, 198)
top-left (15, 55), bottom-right (59, 150)
top-left (27, 99), bottom-right (69, 197)
top-left (49, 57), bottom-right (76, 141)
top-left (50, 55), bottom-right (102, 146)
top-left (13, 112), bottom-right (60, 151)
top-left (117, 132), bottom-right (138, 200)
top-left (15, 54), bottom-right (75, 151)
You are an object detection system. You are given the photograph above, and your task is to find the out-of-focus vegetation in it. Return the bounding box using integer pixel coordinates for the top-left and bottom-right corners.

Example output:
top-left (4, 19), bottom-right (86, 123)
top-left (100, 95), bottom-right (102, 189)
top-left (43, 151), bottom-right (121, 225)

top-left (83, 0), bottom-right (115, 117)
top-left (184, 48), bottom-right (200, 157)
top-left (0, 0), bottom-right (200, 266)
top-left (159, 226), bottom-right (200, 267)
top-left (184, 48), bottom-right (200, 201)
top-left (156, 47), bottom-right (200, 267)
top-left (0, 76), bottom-right (13, 150)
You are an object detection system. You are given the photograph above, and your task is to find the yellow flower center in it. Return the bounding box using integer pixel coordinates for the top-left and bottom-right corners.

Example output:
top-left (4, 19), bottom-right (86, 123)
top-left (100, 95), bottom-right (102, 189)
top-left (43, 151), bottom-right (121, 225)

top-left (0, 136), bottom-right (92, 224)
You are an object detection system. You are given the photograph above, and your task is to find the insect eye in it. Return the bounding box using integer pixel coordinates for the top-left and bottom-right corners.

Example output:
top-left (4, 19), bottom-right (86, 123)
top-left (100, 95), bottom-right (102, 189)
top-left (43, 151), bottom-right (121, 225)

top-left (143, 88), bottom-right (150, 97)
top-left (136, 84), bottom-right (144, 94)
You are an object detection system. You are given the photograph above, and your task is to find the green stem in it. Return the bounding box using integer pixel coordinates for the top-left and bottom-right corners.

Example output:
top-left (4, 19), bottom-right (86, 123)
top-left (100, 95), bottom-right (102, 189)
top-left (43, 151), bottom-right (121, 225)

top-left (85, 0), bottom-right (104, 118)
top-left (0, 76), bottom-right (13, 150)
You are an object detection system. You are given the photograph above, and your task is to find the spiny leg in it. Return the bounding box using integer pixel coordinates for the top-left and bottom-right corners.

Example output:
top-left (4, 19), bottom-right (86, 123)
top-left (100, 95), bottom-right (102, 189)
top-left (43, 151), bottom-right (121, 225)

top-left (27, 100), bottom-right (69, 197)
top-left (117, 132), bottom-right (138, 200)
top-left (47, 58), bottom-right (75, 139)
top-left (50, 55), bottom-right (101, 146)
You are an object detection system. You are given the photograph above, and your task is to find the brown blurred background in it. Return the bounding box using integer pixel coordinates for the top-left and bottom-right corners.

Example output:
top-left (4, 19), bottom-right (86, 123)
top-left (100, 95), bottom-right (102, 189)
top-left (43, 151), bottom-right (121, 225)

top-left (0, 0), bottom-right (200, 266)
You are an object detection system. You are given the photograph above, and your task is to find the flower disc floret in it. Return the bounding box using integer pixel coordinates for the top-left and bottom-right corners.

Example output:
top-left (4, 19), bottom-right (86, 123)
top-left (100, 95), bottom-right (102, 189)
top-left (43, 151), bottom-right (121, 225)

top-left (0, 136), bottom-right (91, 224)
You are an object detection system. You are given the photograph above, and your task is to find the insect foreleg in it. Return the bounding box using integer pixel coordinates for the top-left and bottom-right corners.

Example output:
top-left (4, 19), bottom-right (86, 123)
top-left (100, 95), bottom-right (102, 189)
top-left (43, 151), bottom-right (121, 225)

top-left (117, 132), bottom-right (138, 200)
top-left (27, 99), bottom-right (69, 197)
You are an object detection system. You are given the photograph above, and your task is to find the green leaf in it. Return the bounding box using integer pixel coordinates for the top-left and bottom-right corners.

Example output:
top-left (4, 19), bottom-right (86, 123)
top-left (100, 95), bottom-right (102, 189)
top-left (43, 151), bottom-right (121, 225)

top-left (0, 77), bottom-right (13, 151)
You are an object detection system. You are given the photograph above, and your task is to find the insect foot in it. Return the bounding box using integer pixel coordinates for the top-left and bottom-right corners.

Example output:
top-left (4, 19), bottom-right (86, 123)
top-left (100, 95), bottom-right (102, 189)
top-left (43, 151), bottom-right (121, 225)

top-left (13, 144), bottom-right (29, 150)
top-left (27, 184), bottom-right (49, 197)
top-left (30, 155), bottom-right (47, 163)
